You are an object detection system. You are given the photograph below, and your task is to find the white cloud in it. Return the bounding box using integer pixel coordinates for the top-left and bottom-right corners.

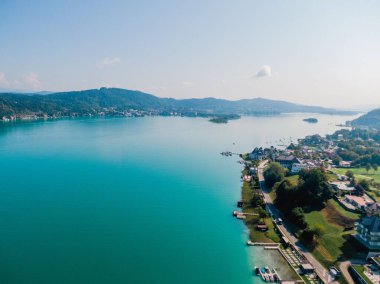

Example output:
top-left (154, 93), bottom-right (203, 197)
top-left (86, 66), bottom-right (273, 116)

top-left (24, 73), bottom-right (41, 89)
top-left (253, 65), bottom-right (272, 78)
top-left (0, 72), bottom-right (10, 86)
top-left (97, 57), bottom-right (121, 69)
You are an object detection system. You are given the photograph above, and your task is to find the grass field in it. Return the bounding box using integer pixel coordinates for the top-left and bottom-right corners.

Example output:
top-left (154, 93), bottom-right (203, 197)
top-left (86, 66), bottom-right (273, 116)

top-left (241, 173), bottom-right (280, 243)
top-left (304, 200), bottom-right (360, 267)
top-left (329, 199), bottom-right (360, 220)
top-left (332, 167), bottom-right (380, 202)
top-left (333, 167), bottom-right (380, 183)
top-left (351, 265), bottom-right (373, 284)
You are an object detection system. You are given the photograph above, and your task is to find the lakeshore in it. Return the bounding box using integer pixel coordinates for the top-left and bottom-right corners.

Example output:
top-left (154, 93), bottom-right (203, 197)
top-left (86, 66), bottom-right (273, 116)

top-left (0, 115), bottom-right (358, 283)
top-left (237, 125), bottom-right (380, 284)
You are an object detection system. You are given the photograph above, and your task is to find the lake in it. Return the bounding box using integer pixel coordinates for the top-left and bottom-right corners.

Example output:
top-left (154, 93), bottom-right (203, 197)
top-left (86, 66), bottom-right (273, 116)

top-left (0, 114), bottom-right (357, 284)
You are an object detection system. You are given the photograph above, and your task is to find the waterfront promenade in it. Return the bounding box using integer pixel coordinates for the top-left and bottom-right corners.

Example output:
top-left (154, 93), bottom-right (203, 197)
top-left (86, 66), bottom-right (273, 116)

top-left (257, 160), bottom-right (336, 284)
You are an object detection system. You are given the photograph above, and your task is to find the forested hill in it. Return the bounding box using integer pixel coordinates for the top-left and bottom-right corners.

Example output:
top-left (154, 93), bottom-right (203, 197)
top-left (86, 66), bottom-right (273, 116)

top-left (351, 108), bottom-right (380, 130)
top-left (0, 87), bottom-right (355, 118)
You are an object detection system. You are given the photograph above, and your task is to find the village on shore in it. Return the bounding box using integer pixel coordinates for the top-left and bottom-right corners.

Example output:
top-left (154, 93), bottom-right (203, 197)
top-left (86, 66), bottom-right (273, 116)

top-left (231, 128), bottom-right (380, 284)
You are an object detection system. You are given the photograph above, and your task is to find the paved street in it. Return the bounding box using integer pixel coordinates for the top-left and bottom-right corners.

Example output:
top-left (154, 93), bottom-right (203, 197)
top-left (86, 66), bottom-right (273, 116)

top-left (257, 160), bottom-right (336, 284)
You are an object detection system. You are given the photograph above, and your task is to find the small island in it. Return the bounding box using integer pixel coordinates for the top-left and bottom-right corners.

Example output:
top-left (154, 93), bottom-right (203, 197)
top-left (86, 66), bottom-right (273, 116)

top-left (303, 117), bottom-right (318, 123)
top-left (209, 114), bottom-right (241, 124)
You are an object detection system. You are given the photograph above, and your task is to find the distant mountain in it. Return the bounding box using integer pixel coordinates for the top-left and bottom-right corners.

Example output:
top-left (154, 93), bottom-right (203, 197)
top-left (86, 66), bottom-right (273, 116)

top-left (351, 108), bottom-right (380, 130)
top-left (0, 87), bottom-right (356, 118)
top-left (0, 88), bottom-right (53, 95)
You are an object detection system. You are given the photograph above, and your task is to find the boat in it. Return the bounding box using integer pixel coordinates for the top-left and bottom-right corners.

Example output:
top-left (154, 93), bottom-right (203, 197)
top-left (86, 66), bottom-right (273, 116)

top-left (254, 266), bottom-right (280, 282)
top-left (264, 267), bottom-right (274, 282)
top-left (259, 267), bottom-right (266, 281)
top-left (254, 266), bottom-right (260, 275)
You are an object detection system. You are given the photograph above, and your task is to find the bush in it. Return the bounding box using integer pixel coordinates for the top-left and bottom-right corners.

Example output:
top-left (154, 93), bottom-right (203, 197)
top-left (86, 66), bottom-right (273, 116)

top-left (263, 162), bottom-right (287, 188)
top-left (289, 207), bottom-right (307, 229)
top-left (300, 228), bottom-right (315, 246)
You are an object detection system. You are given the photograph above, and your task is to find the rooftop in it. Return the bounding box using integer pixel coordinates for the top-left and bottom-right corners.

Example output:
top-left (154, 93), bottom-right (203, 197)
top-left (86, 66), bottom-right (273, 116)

top-left (359, 216), bottom-right (380, 233)
top-left (345, 195), bottom-right (374, 207)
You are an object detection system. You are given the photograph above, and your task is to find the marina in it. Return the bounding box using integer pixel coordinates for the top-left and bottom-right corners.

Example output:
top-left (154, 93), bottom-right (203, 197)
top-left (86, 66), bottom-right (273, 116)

top-left (254, 266), bottom-right (281, 282)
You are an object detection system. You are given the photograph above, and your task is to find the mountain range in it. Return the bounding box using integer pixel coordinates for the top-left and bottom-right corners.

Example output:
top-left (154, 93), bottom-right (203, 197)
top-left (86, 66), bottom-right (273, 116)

top-left (351, 108), bottom-right (380, 130)
top-left (0, 87), bottom-right (356, 118)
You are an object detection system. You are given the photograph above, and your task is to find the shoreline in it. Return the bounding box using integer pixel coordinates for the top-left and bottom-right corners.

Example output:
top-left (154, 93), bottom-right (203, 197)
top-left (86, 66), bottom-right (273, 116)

top-left (235, 157), bottom-right (303, 283)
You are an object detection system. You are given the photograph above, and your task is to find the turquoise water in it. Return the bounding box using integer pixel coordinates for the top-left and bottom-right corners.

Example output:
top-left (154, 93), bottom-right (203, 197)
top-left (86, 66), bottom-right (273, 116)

top-left (0, 114), bottom-right (357, 284)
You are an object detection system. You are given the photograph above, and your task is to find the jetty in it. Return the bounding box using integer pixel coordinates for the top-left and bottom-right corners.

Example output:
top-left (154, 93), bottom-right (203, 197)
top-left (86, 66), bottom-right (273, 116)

top-left (254, 266), bottom-right (281, 283)
top-left (220, 151), bottom-right (240, 157)
top-left (232, 210), bottom-right (258, 217)
top-left (246, 240), bottom-right (279, 247)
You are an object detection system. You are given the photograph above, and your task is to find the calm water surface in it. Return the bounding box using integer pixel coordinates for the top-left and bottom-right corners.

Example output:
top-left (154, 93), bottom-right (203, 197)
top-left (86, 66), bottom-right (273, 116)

top-left (0, 114), bottom-right (357, 284)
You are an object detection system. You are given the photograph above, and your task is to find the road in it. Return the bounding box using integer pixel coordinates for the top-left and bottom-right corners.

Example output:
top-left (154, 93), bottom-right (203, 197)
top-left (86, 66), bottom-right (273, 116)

top-left (338, 259), bottom-right (366, 284)
top-left (257, 160), bottom-right (336, 284)
top-left (338, 261), bottom-right (354, 284)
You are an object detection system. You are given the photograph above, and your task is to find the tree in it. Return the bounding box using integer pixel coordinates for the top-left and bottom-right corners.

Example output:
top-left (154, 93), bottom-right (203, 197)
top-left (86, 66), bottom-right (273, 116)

top-left (258, 207), bottom-right (268, 218)
top-left (300, 228), bottom-right (316, 246)
top-left (355, 184), bottom-right (364, 196)
top-left (311, 224), bottom-right (325, 239)
top-left (373, 164), bottom-right (378, 172)
top-left (274, 179), bottom-right (298, 210)
top-left (346, 170), bottom-right (354, 180)
top-left (251, 191), bottom-right (264, 207)
top-left (289, 207), bottom-right (307, 229)
top-left (298, 169), bottom-right (333, 206)
top-left (263, 162), bottom-right (287, 188)
top-left (366, 163), bottom-right (371, 173)
top-left (357, 179), bottom-right (370, 192)
top-left (333, 156), bottom-right (342, 166)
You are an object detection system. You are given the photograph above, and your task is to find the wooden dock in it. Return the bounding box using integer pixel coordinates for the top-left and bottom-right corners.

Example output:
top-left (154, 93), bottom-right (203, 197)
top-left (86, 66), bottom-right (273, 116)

top-left (246, 240), bottom-right (280, 247)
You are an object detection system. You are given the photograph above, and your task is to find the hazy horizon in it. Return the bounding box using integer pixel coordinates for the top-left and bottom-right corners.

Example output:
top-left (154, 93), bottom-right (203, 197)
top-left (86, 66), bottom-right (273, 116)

top-left (0, 1), bottom-right (379, 109)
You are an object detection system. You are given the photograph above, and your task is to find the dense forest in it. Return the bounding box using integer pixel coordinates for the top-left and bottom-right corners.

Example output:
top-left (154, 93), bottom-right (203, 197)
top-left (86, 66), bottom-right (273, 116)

top-left (0, 87), bottom-right (355, 118)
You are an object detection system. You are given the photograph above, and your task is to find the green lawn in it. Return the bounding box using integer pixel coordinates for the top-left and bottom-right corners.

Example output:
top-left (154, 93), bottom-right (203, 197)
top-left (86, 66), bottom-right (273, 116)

top-left (333, 167), bottom-right (380, 183)
top-left (367, 189), bottom-right (380, 202)
top-left (303, 200), bottom-right (360, 267)
top-left (351, 265), bottom-right (372, 284)
top-left (241, 173), bottom-right (280, 243)
top-left (304, 210), bottom-right (344, 266)
top-left (329, 199), bottom-right (360, 220)
top-left (332, 167), bottom-right (380, 202)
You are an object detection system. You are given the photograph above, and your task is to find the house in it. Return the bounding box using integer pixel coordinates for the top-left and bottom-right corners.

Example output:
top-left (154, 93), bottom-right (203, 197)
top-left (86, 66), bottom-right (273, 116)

top-left (291, 163), bottom-right (309, 174)
top-left (249, 167), bottom-right (257, 175)
top-left (330, 181), bottom-right (355, 192)
top-left (275, 155), bottom-right (301, 170)
top-left (291, 160), bottom-right (321, 174)
top-left (367, 203), bottom-right (380, 215)
top-left (344, 195), bottom-right (375, 211)
top-left (355, 216), bottom-right (380, 250)
top-left (248, 147), bottom-right (267, 160)
top-left (339, 161), bottom-right (351, 168)
top-left (337, 174), bottom-right (349, 181)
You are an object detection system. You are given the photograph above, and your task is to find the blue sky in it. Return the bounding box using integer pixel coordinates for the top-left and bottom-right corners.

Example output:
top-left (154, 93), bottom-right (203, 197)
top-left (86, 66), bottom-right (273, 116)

top-left (0, 0), bottom-right (379, 108)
